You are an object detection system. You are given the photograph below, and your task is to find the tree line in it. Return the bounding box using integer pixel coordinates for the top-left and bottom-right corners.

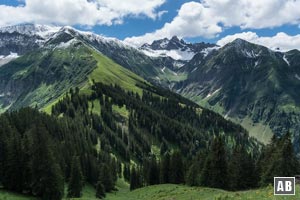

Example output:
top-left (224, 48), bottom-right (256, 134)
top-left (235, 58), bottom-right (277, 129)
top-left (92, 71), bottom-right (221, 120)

top-left (130, 133), bottom-right (299, 191)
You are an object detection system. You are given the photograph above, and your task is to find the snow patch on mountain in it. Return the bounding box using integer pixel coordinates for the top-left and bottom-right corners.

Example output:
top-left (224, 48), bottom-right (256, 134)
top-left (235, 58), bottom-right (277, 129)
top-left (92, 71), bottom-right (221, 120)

top-left (205, 88), bottom-right (221, 99)
top-left (141, 48), bottom-right (195, 60)
top-left (0, 24), bottom-right (60, 39)
top-left (81, 31), bottom-right (136, 52)
top-left (295, 74), bottom-right (300, 81)
top-left (224, 110), bottom-right (231, 119)
top-left (201, 46), bottom-right (220, 58)
top-left (55, 38), bottom-right (78, 49)
top-left (0, 52), bottom-right (19, 66)
top-left (242, 49), bottom-right (261, 58)
top-left (191, 67), bottom-right (198, 73)
top-left (173, 61), bottom-right (185, 68)
top-left (283, 55), bottom-right (290, 66)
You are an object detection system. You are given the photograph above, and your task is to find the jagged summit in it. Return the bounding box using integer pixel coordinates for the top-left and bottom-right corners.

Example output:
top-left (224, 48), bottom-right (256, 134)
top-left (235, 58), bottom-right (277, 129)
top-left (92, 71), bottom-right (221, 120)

top-left (140, 36), bottom-right (216, 61)
top-left (224, 38), bottom-right (269, 52)
top-left (142, 36), bottom-right (188, 51)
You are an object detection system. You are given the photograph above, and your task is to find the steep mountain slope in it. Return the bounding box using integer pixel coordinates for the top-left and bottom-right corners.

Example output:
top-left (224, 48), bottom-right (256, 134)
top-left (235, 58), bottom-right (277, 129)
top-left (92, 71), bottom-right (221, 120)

top-left (0, 39), bottom-right (95, 111)
top-left (175, 39), bottom-right (300, 146)
top-left (0, 38), bottom-right (151, 114)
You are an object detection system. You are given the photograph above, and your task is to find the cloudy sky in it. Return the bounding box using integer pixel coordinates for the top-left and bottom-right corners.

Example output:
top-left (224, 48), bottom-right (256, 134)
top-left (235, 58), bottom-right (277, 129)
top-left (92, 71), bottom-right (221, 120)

top-left (1, 0), bottom-right (300, 51)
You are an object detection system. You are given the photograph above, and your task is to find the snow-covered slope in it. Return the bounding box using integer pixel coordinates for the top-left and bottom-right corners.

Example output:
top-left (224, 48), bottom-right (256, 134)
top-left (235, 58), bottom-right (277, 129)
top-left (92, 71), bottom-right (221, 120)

top-left (0, 24), bottom-right (60, 39)
top-left (141, 48), bottom-right (195, 60)
top-left (0, 52), bottom-right (19, 67)
top-left (0, 24), bottom-right (62, 56)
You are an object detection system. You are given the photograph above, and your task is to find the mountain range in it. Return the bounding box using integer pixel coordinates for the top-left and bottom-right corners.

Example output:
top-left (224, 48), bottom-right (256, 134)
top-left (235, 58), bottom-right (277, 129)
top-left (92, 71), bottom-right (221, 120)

top-left (0, 24), bottom-right (299, 154)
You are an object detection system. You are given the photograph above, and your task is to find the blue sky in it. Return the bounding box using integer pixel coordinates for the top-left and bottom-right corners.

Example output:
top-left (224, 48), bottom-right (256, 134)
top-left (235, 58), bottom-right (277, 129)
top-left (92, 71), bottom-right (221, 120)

top-left (1, 0), bottom-right (300, 50)
top-left (90, 0), bottom-right (185, 39)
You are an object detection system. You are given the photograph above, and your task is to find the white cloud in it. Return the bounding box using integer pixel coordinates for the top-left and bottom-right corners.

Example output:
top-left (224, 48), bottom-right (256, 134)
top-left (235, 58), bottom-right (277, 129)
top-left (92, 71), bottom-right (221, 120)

top-left (217, 32), bottom-right (300, 51)
top-left (125, 0), bottom-right (300, 46)
top-left (125, 1), bottom-right (222, 46)
top-left (0, 0), bottom-right (166, 27)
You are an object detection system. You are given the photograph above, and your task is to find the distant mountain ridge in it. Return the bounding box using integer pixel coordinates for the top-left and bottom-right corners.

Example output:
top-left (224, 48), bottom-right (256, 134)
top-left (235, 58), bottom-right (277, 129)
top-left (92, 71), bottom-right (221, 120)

top-left (175, 38), bottom-right (300, 149)
top-left (140, 36), bottom-right (216, 61)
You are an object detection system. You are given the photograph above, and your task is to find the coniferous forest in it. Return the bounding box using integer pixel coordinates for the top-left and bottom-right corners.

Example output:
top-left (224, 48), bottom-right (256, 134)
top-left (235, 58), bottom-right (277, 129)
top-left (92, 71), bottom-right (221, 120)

top-left (0, 82), bottom-right (299, 199)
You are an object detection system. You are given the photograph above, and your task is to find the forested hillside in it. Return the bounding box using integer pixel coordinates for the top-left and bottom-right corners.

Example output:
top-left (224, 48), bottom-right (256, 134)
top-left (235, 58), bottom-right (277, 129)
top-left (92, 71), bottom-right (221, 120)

top-left (1, 81), bottom-right (298, 199)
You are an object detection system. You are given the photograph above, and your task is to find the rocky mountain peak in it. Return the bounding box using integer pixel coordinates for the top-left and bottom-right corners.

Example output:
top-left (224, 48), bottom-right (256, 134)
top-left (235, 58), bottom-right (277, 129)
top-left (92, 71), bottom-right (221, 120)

top-left (0, 24), bottom-right (60, 38)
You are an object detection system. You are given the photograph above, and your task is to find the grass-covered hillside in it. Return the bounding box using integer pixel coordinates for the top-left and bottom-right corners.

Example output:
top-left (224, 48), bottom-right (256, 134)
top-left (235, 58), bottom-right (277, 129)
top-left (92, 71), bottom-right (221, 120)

top-left (0, 41), bottom-right (96, 111)
top-left (106, 184), bottom-right (300, 200)
top-left (1, 183), bottom-right (300, 200)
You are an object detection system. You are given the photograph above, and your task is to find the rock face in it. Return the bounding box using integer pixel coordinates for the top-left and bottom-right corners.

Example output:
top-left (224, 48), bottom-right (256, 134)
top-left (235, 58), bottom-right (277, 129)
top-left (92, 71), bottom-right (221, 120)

top-left (0, 24), bottom-right (60, 56)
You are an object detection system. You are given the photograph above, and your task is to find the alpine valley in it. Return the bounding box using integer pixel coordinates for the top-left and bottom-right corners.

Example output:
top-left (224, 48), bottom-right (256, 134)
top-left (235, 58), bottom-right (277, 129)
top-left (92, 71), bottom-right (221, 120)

top-left (0, 24), bottom-right (299, 200)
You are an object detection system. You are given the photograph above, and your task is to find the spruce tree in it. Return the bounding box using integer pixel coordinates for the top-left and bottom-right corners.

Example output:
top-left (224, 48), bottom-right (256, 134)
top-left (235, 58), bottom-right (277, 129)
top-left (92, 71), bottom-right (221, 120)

top-left (259, 132), bottom-right (300, 186)
top-left (280, 132), bottom-right (300, 175)
top-left (148, 157), bottom-right (159, 185)
top-left (186, 151), bottom-right (206, 186)
top-left (68, 156), bottom-right (84, 198)
top-left (159, 153), bottom-right (170, 184)
top-left (99, 164), bottom-right (114, 192)
top-left (3, 130), bottom-right (23, 191)
top-left (96, 181), bottom-right (106, 199)
top-left (228, 145), bottom-right (256, 190)
top-left (123, 164), bottom-right (131, 182)
top-left (200, 136), bottom-right (228, 189)
top-left (186, 163), bottom-right (198, 186)
top-left (169, 151), bottom-right (184, 184)
top-left (130, 167), bottom-right (140, 191)
top-left (30, 124), bottom-right (64, 200)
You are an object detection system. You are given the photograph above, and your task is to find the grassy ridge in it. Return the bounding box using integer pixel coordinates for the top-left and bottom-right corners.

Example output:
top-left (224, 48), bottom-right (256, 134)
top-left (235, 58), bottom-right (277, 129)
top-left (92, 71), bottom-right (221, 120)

top-left (1, 184), bottom-right (300, 200)
top-left (82, 50), bottom-right (148, 96)
top-left (42, 47), bottom-right (148, 114)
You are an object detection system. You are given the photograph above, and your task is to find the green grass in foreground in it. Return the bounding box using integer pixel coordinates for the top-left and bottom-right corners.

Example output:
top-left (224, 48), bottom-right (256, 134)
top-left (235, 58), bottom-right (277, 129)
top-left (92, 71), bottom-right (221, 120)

top-left (105, 184), bottom-right (300, 200)
top-left (65, 184), bottom-right (97, 200)
top-left (1, 183), bottom-right (300, 200)
top-left (0, 189), bottom-right (36, 200)
top-left (0, 184), bottom-right (97, 200)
